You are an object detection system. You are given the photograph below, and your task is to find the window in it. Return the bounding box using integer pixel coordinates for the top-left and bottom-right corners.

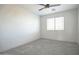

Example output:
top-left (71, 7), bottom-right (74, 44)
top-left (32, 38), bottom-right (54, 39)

top-left (47, 18), bottom-right (54, 30)
top-left (47, 17), bottom-right (64, 30)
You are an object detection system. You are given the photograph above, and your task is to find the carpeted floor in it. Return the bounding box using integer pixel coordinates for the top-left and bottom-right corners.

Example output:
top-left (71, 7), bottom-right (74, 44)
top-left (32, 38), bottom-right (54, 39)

top-left (0, 38), bottom-right (79, 55)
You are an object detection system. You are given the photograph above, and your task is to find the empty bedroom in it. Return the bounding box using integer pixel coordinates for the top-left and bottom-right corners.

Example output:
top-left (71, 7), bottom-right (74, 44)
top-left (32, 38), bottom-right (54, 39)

top-left (0, 4), bottom-right (79, 55)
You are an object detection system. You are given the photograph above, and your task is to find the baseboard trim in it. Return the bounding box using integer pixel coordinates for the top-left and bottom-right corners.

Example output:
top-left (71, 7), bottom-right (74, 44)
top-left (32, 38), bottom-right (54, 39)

top-left (40, 38), bottom-right (77, 44)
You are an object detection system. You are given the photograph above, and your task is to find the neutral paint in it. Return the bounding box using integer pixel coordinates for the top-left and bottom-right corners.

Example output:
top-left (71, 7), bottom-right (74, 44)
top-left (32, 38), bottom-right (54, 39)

top-left (78, 8), bottom-right (79, 44)
top-left (0, 5), bottom-right (40, 52)
top-left (40, 9), bottom-right (78, 42)
top-left (0, 5), bottom-right (78, 52)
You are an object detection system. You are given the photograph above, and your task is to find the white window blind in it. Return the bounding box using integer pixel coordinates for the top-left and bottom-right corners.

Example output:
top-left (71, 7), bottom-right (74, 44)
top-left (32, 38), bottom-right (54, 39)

top-left (47, 18), bottom-right (54, 30)
top-left (47, 17), bottom-right (64, 30)
top-left (55, 17), bottom-right (64, 30)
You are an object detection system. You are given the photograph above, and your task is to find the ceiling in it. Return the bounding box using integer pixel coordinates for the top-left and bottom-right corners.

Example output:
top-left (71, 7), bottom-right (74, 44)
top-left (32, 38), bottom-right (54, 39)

top-left (20, 4), bottom-right (79, 16)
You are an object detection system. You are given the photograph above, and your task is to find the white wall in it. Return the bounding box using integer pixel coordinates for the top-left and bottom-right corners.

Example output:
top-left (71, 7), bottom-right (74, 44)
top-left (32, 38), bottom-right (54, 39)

top-left (0, 5), bottom-right (40, 52)
top-left (40, 9), bottom-right (77, 42)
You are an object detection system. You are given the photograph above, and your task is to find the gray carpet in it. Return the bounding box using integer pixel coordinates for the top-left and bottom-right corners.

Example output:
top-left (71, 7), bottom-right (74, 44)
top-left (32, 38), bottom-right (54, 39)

top-left (0, 38), bottom-right (79, 55)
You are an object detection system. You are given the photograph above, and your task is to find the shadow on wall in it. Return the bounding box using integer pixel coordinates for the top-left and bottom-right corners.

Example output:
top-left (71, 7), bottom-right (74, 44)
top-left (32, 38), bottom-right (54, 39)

top-left (0, 5), bottom-right (40, 52)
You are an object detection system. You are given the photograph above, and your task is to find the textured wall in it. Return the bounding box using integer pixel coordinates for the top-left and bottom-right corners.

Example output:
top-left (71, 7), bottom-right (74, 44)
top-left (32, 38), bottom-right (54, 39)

top-left (0, 5), bottom-right (40, 52)
top-left (40, 9), bottom-right (77, 42)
